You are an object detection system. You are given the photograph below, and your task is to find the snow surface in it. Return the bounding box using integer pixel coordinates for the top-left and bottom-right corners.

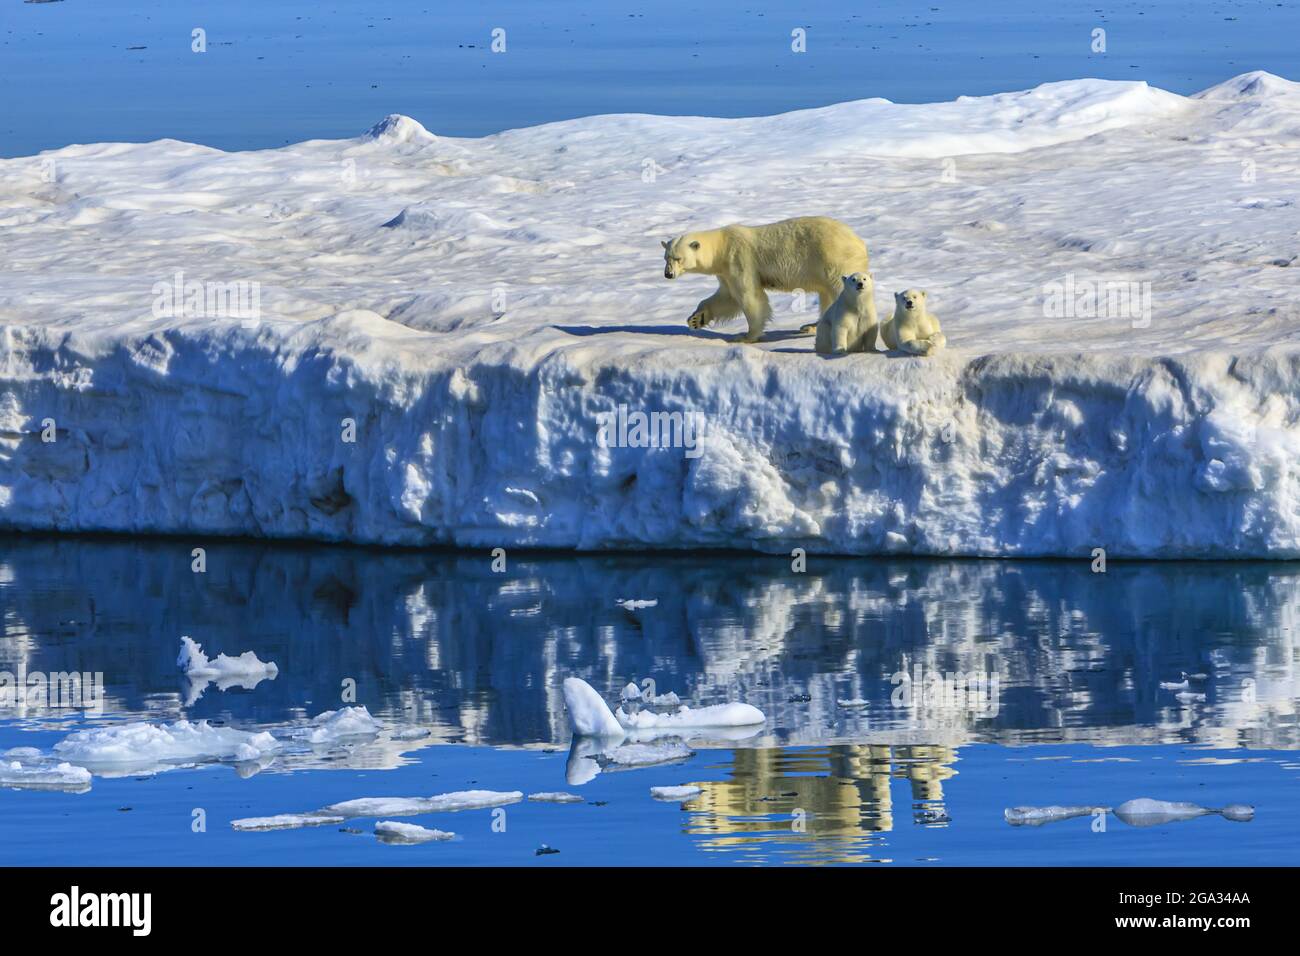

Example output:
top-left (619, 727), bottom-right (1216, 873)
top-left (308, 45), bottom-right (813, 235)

top-left (3, 74), bottom-right (1300, 556)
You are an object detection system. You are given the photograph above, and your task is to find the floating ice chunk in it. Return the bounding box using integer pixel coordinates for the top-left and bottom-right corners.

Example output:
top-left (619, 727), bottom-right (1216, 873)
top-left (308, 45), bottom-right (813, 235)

top-left (1176, 691), bottom-right (1207, 703)
top-left (621, 683), bottom-right (641, 701)
top-left (53, 720), bottom-right (278, 775)
top-left (231, 813), bottom-right (346, 831)
top-left (837, 698), bottom-right (869, 708)
top-left (178, 636), bottom-right (279, 705)
top-left (1114, 798), bottom-right (1254, 826)
top-left (616, 599), bottom-right (657, 610)
top-left (321, 790), bottom-right (523, 819)
top-left (1004, 806), bottom-right (1108, 826)
top-left (177, 636), bottom-right (278, 682)
top-left (299, 706), bottom-right (384, 744)
top-left (597, 742), bottom-right (694, 768)
top-left (650, 785), bottom-right (702, 801)
top-left (375, 821), bottom-right (455, 844)
top-left (615, 701), bottom-right (765, 731)
top-left (565, 677), bottom-right (764, 737)
top-left (390, 727), bottom-right (431, 741)
top-left (2, 747), bottom-right (44, 760)
top-left (562, 677), bottom-right (624, 737)
top-left (528, 792), bottom-right (585, 803)
top-left (0, 760), bottom-right (92, 793)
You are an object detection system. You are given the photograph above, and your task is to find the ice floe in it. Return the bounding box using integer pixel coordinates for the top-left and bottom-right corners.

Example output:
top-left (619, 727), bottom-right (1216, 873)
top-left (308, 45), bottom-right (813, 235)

top-left (177, 636), bottom-right (278, 704)
top-left (0, 759), bottom-right (93, 793)
top-left (650, 785), bottom-right (703, 801)
top-left (527, 792), bottom-right (585, 803)
top-left (5, 74), bottom-right (1300, 558)
top-left (374, 821), bottom-right (455, 844)
top-left (320, 790), bottom-right (523, 819)
top-left (231, 813), bottom-right (346, 831)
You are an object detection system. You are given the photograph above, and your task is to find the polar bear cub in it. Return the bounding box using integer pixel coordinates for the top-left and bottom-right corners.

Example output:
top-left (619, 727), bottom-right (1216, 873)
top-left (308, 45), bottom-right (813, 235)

top-left (815, 272), bottom-right (878, 355)
top-left (662, 216), bottom-right (871, 344)
top-left (882, 289), bottom-right (946, 356)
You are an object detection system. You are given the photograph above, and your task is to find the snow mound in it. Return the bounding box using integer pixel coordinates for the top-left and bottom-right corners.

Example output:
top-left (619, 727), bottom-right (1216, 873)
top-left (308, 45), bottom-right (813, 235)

top-left (362, 114), bottom-right (436, 145)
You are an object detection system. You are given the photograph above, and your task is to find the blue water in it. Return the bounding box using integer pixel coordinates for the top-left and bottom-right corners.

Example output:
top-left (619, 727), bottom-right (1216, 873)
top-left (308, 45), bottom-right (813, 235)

top-left (3, 0), bottom-right (1299, 157)
top-left (1, 537), bottom-right (1297, 866)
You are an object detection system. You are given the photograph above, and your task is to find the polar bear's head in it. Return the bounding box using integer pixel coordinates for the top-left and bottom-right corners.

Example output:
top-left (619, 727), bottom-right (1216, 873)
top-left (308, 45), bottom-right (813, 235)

top-left (842, 272), bottom-right (873, 297)
top-left (895, 288), bottom-right (927, 313)
top-left (661, 234), bottom-right (706, 279)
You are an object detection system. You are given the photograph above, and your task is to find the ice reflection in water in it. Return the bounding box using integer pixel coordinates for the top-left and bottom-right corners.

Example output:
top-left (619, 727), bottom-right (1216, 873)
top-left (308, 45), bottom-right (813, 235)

top-left (0, 537), bottom-right (1297, 862)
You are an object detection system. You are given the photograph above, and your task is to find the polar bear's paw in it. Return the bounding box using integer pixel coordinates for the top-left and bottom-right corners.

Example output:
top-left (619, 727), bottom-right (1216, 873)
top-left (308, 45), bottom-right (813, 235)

top-left (797, 322), bottom-right (818, 335)
top-left (726, 331), bottom-right (761, 344)
top-left (687, 310), bottom-right (711, 330)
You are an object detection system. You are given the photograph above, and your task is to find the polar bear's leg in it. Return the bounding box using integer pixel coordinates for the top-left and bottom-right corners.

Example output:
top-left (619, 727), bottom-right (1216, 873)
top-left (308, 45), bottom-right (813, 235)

top-left (854, 292), bottom-right (880, 353)
top-left (687, 284), bottom-right (739, 330)
top-left (732, 288), bottom-right (772, 343)
top-left (799, 286), bottom-right (837, 336)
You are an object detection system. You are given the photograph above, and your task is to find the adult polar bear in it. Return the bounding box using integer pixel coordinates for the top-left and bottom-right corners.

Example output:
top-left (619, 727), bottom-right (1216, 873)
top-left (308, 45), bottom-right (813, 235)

top-left (662, 216), bottom-right (870, 343)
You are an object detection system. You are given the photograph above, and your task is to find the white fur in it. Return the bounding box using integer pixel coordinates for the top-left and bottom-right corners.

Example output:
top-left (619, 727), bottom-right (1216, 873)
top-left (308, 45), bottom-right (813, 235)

top-left (814, 272), bottom-right (878, 355)
top-left (662, 216), bottom-right (870, 343)
top-left (882, 288), bottom-right (946, 356)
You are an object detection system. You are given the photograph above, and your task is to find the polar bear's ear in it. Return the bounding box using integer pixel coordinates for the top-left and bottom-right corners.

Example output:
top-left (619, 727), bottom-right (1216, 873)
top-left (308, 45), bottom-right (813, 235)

top-left (661, 240), bottom-right (670, 249)
top-left (894, 291), bottom-right (903, 303)
top-left (689, 240), bottom-right (700, 250)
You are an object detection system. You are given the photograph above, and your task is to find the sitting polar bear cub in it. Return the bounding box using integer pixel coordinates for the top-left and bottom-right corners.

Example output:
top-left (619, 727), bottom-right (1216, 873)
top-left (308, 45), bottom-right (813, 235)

top-left (662, 216), bottom-right (870, 343)
top-left (882, 288), bottom-right (946, 355)
top-left (815, 272), bottom-right (878, 355)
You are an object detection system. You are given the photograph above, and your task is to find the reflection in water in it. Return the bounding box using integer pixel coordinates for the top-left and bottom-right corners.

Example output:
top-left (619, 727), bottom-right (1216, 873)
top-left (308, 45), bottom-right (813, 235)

top-left (1, 536), bottom-right (1297, 860)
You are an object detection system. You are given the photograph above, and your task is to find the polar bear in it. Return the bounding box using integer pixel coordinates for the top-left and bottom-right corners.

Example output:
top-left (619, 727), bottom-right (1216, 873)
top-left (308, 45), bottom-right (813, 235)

top-left (662, 216), bottom-right (870, 343)
top-left (815, 272), bottom-right (878, 355)
top-left (881, 289), bottom-right (946, 355)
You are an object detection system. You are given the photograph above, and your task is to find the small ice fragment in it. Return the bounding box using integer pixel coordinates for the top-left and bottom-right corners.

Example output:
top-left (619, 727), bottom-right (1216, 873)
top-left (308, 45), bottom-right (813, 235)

top-left (597, 742), bottom-right (693, 768)
top-left (322, 790), bottom-right (522, 818)
top-left (1004, 805), bottom-right (1106, 826)
top-left (0, 760), bottom-right (93, 793)
top-left (374, 821), bottom-right (455, 844)
top-left (616, 599), bottom-right (657, 610)
top-left (177, 636), bottom-right (278, 681)
top-left (1176, 691), bottom-right (1207, 702)
top-left (650, 785), bottom-right (702, 801)
top-left (302, 706), bottom-right (384, 744)
top-left (1115, 798), bottom-right (1252, 826)
top-left (231, 813), bottom-right (346, 831)
top-left (837, 698), bottom-right (869, 707)
top-left (528, 792), bottom-right (585, 803)
top-left (390, 727), bottom-right (431, 741)
top-left (621, 682), bottom-right (641, 701)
